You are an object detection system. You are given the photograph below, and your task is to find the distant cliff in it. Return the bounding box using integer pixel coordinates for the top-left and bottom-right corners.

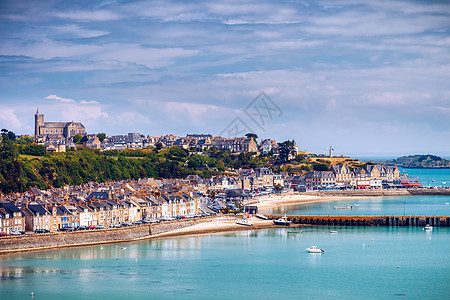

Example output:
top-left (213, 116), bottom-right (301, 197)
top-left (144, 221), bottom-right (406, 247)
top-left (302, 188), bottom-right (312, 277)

top-left (387, 155), bottom-right (450, 168)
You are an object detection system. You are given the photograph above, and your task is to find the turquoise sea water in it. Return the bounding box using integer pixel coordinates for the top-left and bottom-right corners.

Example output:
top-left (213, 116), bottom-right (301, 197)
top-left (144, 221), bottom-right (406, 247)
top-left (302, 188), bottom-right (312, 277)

top-left (0, 226), bottom-right (449, 300)
top-left (266, 195), bottom-right (450, 216)
top-left (1, 167), bottom-right (449, 300)
top-left (399, 167), bottom-right (450, 188)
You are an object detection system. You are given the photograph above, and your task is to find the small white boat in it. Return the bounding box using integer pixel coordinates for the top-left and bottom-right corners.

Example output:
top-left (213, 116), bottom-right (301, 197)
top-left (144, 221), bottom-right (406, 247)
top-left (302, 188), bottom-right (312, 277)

top-left (256, 214), bottom-right (268, 220)
top-left (236, 219), bottom-right (254, 226)
top-left (306, 246), bottom-right (324, 253)
top-left (329, 230), bottom-right (338, 234)
top-left (273, 215), bottom-right (292, 226)
top-left (424, 225), bottom-right (433, 231)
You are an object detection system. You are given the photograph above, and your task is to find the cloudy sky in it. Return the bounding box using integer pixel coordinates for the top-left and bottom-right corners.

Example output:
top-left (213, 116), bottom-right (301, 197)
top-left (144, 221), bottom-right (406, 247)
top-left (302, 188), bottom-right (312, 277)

top-left (1, 0), bottom-right (449, 157)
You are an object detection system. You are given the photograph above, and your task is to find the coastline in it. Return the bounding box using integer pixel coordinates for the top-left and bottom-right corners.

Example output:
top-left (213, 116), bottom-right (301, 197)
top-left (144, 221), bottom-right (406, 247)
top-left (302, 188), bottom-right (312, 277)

top-left (2, 190), bottom-right (449, 255)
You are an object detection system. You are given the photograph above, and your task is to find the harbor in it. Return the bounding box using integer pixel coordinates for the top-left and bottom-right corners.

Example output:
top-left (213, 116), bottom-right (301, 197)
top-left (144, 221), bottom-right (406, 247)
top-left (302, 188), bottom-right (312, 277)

top-left (265, 215), bottom-right (450, 227)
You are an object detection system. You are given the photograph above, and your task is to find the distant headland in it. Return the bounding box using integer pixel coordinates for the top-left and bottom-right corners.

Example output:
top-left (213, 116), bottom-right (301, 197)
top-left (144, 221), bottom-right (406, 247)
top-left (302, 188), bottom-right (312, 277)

top-left (375, 154), bottom-right (450, 169)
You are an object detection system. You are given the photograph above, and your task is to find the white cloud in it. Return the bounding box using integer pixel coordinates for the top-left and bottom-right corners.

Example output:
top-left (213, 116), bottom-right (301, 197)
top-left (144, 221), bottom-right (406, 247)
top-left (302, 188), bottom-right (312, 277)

top-left (0, 106), bottom-right (23, 131)
top-left (42, 95), bottom-right (109, 126)
top-left (97, 44), bottom-right (199, 68)
top-left (53, 10), bottom-right (122, 21)
top-left (80, 100), bottom-right (100, 105)
top-left (45, 95), bottom-right (76, 103)
top-left (52, 25), bottom-right (110, 38)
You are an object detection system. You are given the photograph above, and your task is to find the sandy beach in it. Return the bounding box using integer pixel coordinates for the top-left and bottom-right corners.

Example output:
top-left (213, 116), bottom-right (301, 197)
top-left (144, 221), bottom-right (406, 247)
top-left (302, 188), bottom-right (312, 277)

top-left (255, 193), bottom-right (354, 211)
top-left (150, 194), bottom-right (351, 239)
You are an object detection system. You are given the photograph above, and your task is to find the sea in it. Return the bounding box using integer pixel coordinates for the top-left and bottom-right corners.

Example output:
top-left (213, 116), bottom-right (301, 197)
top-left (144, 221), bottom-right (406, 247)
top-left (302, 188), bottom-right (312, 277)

top-left (1, 169), bottom-right (449, 299)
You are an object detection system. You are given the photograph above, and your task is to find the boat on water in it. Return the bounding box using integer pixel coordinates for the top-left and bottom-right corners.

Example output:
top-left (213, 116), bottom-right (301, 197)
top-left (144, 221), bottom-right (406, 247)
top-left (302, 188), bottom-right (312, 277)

top-left (256, 214), bottom-right (268, 220)
top-left (424, 225), bottom-right (433, 231)
top-left (334, 204), bottom-right (353, 210)
top-left (306, 246), bottom-right (324, 253)
top-left (329, 230), bottom-right (338, 234)
top-left (273, 215), bottom-right (292, 226)
top-left (287, 230), bottom-right (303, 234)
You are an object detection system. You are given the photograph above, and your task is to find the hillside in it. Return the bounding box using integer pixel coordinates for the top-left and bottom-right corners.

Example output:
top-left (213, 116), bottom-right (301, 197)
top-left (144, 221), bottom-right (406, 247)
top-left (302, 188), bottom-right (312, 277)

top-left (390, 155), bottom-right (450, 168)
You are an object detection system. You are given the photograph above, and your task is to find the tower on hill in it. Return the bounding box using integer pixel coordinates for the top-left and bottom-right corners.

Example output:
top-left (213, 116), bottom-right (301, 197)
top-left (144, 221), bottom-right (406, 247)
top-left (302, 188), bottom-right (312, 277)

top-left (34, 109), bottom-right (86, 140)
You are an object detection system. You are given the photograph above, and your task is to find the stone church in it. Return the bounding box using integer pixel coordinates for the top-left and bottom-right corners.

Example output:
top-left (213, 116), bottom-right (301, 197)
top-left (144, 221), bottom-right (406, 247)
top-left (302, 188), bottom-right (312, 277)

top-left (35, 109), bottom-right (86, 140)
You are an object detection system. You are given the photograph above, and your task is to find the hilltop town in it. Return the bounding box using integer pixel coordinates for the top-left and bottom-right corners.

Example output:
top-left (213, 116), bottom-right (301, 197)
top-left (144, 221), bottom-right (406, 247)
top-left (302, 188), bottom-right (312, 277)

top-left (0, 111), bottom-right (424, 235)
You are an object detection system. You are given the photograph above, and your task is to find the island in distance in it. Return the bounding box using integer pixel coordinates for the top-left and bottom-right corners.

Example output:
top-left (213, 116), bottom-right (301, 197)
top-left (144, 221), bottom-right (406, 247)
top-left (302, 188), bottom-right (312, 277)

top-left (375, 154), bottom-right (450, 169)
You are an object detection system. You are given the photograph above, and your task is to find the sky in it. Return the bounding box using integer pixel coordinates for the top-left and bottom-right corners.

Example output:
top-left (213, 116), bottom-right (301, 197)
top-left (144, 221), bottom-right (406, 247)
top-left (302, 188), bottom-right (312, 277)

top-left (0, 0), bottom-right (449, 157)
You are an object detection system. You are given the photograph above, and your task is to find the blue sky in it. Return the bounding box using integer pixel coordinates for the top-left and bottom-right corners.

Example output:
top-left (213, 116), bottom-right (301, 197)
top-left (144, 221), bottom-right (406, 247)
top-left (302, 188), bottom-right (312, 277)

top-left (0, 0), bottom-right (449, 157)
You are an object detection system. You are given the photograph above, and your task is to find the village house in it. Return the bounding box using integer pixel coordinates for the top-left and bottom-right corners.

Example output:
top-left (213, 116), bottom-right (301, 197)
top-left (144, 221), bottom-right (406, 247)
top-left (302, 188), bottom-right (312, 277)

top-left (21, 203), bottom-right (52, 231)
top-left (0, 202), bottom-right (25, 233)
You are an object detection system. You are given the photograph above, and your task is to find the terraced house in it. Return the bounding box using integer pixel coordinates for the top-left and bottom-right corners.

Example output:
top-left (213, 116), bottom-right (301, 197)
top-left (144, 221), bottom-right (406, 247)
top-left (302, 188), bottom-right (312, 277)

top-left (0, 202), bottom-right (25, 233)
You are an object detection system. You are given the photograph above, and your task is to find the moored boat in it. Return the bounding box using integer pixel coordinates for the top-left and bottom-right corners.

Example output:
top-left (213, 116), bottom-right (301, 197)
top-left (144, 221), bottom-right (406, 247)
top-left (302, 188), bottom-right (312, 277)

top-left (424, 224), bottom-right (433, 231)
top-left (306, 246), bottom-right (324, 253)
top-left (256, 213), bottom-right (268, 220)
top-left (236, 219), bottom-right (254, 226)
top-left (236, 213), bottom-right (253, 226)
top-left (273, 215), bottom-right (292, 226)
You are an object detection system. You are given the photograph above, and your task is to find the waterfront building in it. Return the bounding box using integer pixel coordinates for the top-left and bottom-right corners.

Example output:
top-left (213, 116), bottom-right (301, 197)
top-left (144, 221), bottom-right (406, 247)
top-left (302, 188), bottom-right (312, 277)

top-left (21, 203), bottom-right (52, 231)
top-left (331, 164), bottom-right (352, 186)
top-left (0, 202), bottom-right (25, 233)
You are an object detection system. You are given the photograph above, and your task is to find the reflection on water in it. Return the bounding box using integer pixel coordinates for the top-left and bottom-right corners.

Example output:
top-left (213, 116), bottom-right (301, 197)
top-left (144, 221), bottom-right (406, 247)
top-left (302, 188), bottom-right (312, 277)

top-left (0, 226), bottom-right (448, 300)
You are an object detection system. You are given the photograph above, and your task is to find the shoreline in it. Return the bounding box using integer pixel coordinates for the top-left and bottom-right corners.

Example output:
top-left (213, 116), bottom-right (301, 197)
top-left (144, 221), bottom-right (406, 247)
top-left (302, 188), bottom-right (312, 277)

top-left (2, 191), bottom-right (449, 255)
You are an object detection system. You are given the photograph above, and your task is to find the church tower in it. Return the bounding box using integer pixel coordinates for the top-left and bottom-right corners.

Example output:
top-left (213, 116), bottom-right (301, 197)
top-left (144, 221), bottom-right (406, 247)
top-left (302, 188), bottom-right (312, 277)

top-left (35, 108), bottom-right (44, 137)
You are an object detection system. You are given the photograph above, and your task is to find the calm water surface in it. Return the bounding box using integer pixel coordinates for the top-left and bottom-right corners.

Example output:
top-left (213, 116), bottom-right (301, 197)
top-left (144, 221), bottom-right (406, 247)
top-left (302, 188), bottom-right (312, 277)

top-left (1, 193), bottom-right (449, 299)
top-left (266, 195), bottom-right (450, 216)
top-left (399, 167), bottom-right (450, 188)
top-left (1, 226), bottom-right (449, 299)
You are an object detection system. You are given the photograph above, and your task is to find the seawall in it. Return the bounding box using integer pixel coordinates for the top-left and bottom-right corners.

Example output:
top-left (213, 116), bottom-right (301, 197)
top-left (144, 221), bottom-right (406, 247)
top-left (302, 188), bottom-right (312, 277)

top-left (0, 218), bottom-right (212, 255)
top-left (266, 215), bottom-right (450, 227)
top-left (310, 190), bottom-right (411, 197)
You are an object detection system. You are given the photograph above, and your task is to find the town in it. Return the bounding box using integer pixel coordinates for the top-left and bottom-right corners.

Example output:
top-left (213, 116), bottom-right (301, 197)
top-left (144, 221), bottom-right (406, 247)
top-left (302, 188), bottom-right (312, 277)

top-left (0, 111), bottom-right (423, 235)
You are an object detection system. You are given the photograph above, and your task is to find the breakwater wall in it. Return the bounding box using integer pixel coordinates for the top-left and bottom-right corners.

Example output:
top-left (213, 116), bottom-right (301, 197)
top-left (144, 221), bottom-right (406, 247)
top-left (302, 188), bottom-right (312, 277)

top-left (0, 218), bottom-right (208, 255)
top-left (266, 215), bottom-right (450, 227)
top-left (407, 188), bottom-right (450, 196)
top-left (310, 190), bottom-right (410, 197)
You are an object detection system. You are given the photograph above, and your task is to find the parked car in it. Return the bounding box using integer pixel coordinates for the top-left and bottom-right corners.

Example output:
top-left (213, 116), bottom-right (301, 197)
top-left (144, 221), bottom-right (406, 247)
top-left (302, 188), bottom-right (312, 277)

top-left (121, 222), bottom-right (132, 227)
top-left (88, 225), bottom-right (97, 230)
top-left (9, 230), bottom-right (22, 235)
top-left (141, 219), bottom-right (151, 224)
top-left (132, 221), bottom-right (143, 225)
top-left (78, 226), bottom-right (89, 230)
top-left (95, 224), bottom-right (105, 229)
top-left (35, 229), bottom-right (50, 234)
top-left (111, 223), bottom-right (122, 228)
top-left (0, 232), bottom-right (10, 236)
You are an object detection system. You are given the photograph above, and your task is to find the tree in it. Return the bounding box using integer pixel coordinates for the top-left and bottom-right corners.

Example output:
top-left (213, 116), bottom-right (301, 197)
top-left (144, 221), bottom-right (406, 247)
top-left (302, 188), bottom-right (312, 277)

top-left (1, 129), bottom-right (16, 141)
top-left (73, 134), bottom-right (82, 144)
top-left (16, 136), bottom-right (33, 145)
top-left (80, 135), bottom-right (88, 144)
top-left (0, 133), bottom-right (18, 160)
top-left (245, 133), bottom-right (258, 139)
top-left (155, 142), bottom-right (163, 150)
top-left (312, 162), bottom-right (329, 171)
top-left (278, 140), bottom-right (296, 163)
top-left (97, 133), bottom-right (106, 143)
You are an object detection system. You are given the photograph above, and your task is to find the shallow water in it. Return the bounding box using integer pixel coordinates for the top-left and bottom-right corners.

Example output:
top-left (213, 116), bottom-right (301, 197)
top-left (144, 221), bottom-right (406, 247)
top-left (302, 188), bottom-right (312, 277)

top-left (1, 226), bottom-right (449, 300)
top-left (266, 195), bottom-right (450, 216)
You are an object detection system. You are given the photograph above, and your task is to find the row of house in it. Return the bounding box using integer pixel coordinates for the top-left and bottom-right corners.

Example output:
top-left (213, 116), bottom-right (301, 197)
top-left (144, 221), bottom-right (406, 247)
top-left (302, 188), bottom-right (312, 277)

top-left (303, 164), bottom-right (408, 189)
top-left (0, 187), bottom-right (201, 234)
